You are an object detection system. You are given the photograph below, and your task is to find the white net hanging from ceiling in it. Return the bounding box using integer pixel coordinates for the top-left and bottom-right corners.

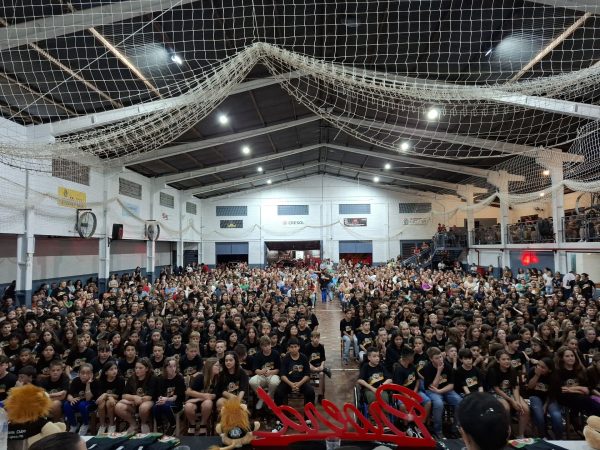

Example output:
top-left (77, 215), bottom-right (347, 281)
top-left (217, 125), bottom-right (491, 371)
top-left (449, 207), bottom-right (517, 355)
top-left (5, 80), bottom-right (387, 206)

top-left (0, 0), bottom-right (598, 202)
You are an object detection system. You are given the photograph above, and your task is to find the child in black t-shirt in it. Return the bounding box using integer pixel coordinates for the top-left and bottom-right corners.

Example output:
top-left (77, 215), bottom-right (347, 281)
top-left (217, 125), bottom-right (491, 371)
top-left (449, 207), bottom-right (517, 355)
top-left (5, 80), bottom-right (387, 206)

top-left (40, 359), bottom-right (69, 422)
top-left (357, 347), bottom-right (391, 405)
top-left (486, 350), bottom-right (529, 439)
top-left (303, 331), bottom-right (331, 379)
top-left (64, 363), bottom-right (95, 435)
top-left (454, 348), bottom-right (483, 396)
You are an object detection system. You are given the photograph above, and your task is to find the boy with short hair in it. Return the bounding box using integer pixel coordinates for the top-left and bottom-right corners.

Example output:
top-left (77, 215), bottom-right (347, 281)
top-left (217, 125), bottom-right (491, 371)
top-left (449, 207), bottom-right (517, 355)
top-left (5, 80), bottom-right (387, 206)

top-left (180, 343), bottom-right (203, 382)
top-left (118, 343), bottom-right (137, 379)
top-left (40, 360), bottom-right (69, 421)
top-left (357, 347), bottom-right (392, 405)
top-left (422, 346), bottom-right (462, 438)
top-left (249, 335), bottom-right (281, 410)
top-left (275, 338), bottom-right (314, 406)
top-left (356, 320), bottom-right (376, 363)
top-left (303, 331), bottom-right (331, 378)
top-left (64, 363), bottom-right (95, 435)
top-left (454, 348), bottom-right (484, 396)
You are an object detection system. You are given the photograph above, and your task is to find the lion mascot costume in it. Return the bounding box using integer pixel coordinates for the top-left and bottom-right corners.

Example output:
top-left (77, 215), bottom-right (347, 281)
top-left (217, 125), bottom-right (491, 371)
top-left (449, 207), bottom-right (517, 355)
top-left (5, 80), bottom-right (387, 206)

top-left (208, 396), bottom-right (260, 450)
top-left (5, 384), bottom-right (66, 450)
top-left (584, 416), bottom-right (600, 449)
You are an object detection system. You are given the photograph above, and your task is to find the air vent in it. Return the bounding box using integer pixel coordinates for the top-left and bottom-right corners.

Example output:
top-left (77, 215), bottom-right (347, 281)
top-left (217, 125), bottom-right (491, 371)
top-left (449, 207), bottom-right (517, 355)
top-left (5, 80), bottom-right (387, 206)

top-left (399, 202), bottom-right (431, 214)
top-left (119, 178), bottom-right (142, 200)
top-left (339, 204), bottom-right (371, 214)
top-left (216, 206), bottom-right (248, 216)
top-left (278, 205), bottom-right (309, 216)
top-left (159, 192), bottom-right (175, 209)
top-left (186, 202), bottom-right (197, 215)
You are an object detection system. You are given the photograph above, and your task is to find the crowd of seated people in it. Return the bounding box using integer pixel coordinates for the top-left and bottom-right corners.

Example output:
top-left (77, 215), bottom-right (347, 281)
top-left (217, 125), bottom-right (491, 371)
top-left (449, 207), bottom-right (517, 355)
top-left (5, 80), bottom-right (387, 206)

top-left (0, 263), bottom-right (331, 437)
top-left (0, 259), bottom-right (598, 442)
top-left (334, 260), bottom-right (599, 439)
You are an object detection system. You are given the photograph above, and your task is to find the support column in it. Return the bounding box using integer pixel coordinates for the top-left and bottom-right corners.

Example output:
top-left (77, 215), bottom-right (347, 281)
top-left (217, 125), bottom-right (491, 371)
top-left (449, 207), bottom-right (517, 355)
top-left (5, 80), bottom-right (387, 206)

top-left (549, 163), bottom-right (566, 273)
top-left (98, 168), bottom-right (111, 293)
top-left (177, 192), bottom-right (185, 269)
top-left (146, 182), bottom-right (157, 282)
top-left (458, 185), bottom-right (476, 264)
top-left (16, 170), bottom-right (34, 307)
top-left (489, 171), bottom-right (511, 269)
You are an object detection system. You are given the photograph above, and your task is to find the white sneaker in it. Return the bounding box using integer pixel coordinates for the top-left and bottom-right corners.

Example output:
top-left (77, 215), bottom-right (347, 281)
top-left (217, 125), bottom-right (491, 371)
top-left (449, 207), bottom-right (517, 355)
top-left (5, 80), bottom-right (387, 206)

top-left (255, 399), bottom-right (264, 410)
top-left (108, 425), bottom-right (116, 434)
top-left (96, 425), bottom-right (106, 435)
top-left (69, 424), bottom-right (79, 433)
top-left (140, 424), bottom-right (150, 434)
top-left (78, 424), bottom-right (89, 436)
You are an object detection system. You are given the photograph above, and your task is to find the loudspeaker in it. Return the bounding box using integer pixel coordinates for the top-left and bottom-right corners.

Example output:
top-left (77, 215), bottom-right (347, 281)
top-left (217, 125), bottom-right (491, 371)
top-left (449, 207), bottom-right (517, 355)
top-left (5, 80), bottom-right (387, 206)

top-left (112, 224), bottom-right (124, 240)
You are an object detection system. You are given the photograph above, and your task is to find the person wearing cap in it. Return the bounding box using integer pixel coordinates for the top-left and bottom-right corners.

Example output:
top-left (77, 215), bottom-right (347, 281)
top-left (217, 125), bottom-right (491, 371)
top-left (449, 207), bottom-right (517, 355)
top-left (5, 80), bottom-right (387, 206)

top-left (456, 392), bottom-right (509, 450)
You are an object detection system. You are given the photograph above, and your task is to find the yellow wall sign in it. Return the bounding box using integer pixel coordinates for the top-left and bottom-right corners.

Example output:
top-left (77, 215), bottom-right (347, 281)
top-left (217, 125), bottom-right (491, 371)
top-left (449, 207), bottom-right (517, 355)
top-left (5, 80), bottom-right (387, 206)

top-left (57, 186), bottom-right (87, 209)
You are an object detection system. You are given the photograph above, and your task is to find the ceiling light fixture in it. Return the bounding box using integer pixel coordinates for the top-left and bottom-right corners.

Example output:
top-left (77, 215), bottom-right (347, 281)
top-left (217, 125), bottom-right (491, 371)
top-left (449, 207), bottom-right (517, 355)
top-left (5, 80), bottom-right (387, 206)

top-left (485, 48), bottom-right (493, 56)
top-left (539, 192), bottom-right (545, 197)
top-left (542, 169), bottom-right (550, 176)
top-left (257, 166), bottom-right (263, 172)
top-left (242, 145), bottom-right (250, 155)
top-left (373, 176), bottom-right (380, 183)
top-left (218, 114), bottom-right (229, 125)
top-left (171, 54), bottom-right (183, 65)
top-left (400, 141), bottom-right (410, 152)
top-left (266, 179), bottom-right (272, 184)
top-left (426, 107), bottom-right (441, 121)
top-left (384, 163), bottom-right (391, 170)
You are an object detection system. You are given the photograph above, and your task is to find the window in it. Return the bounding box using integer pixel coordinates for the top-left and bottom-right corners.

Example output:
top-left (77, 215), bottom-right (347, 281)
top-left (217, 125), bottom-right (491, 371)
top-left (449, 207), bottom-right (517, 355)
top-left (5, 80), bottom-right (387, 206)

top-left (216, 206), bottom-right (248, 216)
top-left (220, 220), bottom-right (243, 229)
top-left (398, 202), bottom-right (432, 214)
top-left (186, 202), bottom-right (197, 215)
top-left (119, 178), bottom-right (142, 200)
top-left (278, 205), bottom-right (309, 215)
top-left (159, 192), bottom-right (175, 209)
top-left (339, 204), bottom-right (371, 214)
top-left (52, 158), bottom-right (90, 186)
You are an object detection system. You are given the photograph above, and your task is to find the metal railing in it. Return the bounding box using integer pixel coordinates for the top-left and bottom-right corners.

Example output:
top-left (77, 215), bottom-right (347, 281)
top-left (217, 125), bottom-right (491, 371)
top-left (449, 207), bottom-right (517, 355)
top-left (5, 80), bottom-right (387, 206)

top-left (434, 232), bottom-right (467, 248)
top-left (470, 226), bottom-right (501, 245)
top-left (563, 214), bottom-right (600, 242)
top-left (507, 218), bottom-right (555, 244)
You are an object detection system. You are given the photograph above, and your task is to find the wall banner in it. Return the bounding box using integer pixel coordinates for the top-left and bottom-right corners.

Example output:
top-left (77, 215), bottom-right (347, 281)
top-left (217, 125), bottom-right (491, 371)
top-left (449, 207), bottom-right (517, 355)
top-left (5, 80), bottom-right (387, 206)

top-left (343, 218), bottom-right (367, 227)
top-left (57, 186), bottom-right (86, 209)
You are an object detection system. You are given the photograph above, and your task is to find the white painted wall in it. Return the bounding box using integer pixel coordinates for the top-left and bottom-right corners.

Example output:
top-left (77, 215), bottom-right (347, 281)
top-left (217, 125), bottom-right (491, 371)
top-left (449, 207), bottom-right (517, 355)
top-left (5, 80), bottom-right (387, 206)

top-left (200, 175), bottom-right (454, 263)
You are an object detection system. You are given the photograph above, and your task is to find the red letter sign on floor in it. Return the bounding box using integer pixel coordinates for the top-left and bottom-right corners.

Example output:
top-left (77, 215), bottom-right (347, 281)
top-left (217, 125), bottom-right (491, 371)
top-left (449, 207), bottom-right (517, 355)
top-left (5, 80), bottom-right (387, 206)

top-left (253, 384), bottom-right (436, 448)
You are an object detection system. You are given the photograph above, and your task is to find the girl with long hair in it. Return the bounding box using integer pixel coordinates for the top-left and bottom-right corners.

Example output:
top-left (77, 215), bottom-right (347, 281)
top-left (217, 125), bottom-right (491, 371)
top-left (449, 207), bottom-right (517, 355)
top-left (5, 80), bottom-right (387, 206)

top-left (527, 357), bottom-right (563, 438)
top-left (152, 357), bottom-right (186, 435)
top-left (213, 351), bottom-right (249, 412)
top-left (486, 350), bottom-right (530, 438)
top-left (184, 357), bottom-right (219, 435)
top-left (93, 361), bottom-right (125, 434)
top-left (115, 357), bottom-right (158, 433)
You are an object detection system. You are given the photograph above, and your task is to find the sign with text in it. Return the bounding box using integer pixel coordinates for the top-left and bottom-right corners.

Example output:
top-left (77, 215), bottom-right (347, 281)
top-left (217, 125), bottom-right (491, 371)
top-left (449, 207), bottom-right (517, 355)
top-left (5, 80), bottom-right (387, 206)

top-left (57, 186), bottom-right (86, 209)
top-left (343, 217), bottom-right (367, 227)
top-left (253, 384), bottom-right (435, 448)
top-left (403, 217), bottom-right (429, 225)
top-left (282, 219), bottom-right (305, 226)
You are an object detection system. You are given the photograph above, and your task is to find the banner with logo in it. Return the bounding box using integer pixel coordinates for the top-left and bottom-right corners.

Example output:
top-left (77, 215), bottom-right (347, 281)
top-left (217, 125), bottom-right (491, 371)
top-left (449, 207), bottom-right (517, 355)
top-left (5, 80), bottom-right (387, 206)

top-left (57, 186), bottom-right (86, 209)
top-left (403, 217), bottom-right (429, 225)
top-left (343, 218), bottom-right (367, 227)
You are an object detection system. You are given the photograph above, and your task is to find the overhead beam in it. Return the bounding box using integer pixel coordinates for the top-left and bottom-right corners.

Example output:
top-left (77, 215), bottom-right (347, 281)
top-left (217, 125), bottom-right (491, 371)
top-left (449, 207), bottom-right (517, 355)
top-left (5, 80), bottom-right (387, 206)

top-left (115, 115), bottom-right (319, 166)
top-left (158, 144), bottom-right (321, 184)
top-left (333, 116), bottom-right (583, 162)
top-left (524, 0), bottom-right (600, 14)
top-left (187, 162), bottom-right (321, 196)
top-left (0, 0), bottom-right (198, 51)
top-left (31, 70), bottom-right (305, 137)
top-left (322, 172), bottom-right (443, 198)
top-left (322, 161), bottom-right (488, 193)
top-left (510, 12), bottom-right (592, 82)
top-left (325, 143), bottom-right (494, 179)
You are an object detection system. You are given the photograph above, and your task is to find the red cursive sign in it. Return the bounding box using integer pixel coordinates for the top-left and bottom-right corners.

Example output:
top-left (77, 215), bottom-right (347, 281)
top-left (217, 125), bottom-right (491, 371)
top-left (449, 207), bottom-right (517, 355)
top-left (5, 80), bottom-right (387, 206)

top-left (253, 384), bottom-right (436, 447)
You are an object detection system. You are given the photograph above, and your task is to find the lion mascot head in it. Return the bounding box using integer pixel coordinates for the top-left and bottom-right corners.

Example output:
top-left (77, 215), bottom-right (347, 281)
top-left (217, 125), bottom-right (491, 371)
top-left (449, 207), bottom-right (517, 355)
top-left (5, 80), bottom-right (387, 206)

top-left (208, 395), bottom-right (260, 450)
top-left (5, 384), bottom-right (66, 449)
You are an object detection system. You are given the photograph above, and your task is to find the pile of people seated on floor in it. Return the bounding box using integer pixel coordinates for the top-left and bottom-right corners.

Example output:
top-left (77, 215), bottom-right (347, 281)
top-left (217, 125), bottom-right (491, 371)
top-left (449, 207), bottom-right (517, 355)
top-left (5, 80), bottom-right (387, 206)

top-left (0, 260), bottom-right (598, 441)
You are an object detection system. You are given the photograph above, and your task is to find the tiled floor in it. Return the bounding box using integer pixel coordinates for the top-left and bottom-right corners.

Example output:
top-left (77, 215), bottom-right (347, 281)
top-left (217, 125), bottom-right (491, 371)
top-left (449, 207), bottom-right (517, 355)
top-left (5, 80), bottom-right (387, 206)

top-left (313, 300), bottom-right (360, 406)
